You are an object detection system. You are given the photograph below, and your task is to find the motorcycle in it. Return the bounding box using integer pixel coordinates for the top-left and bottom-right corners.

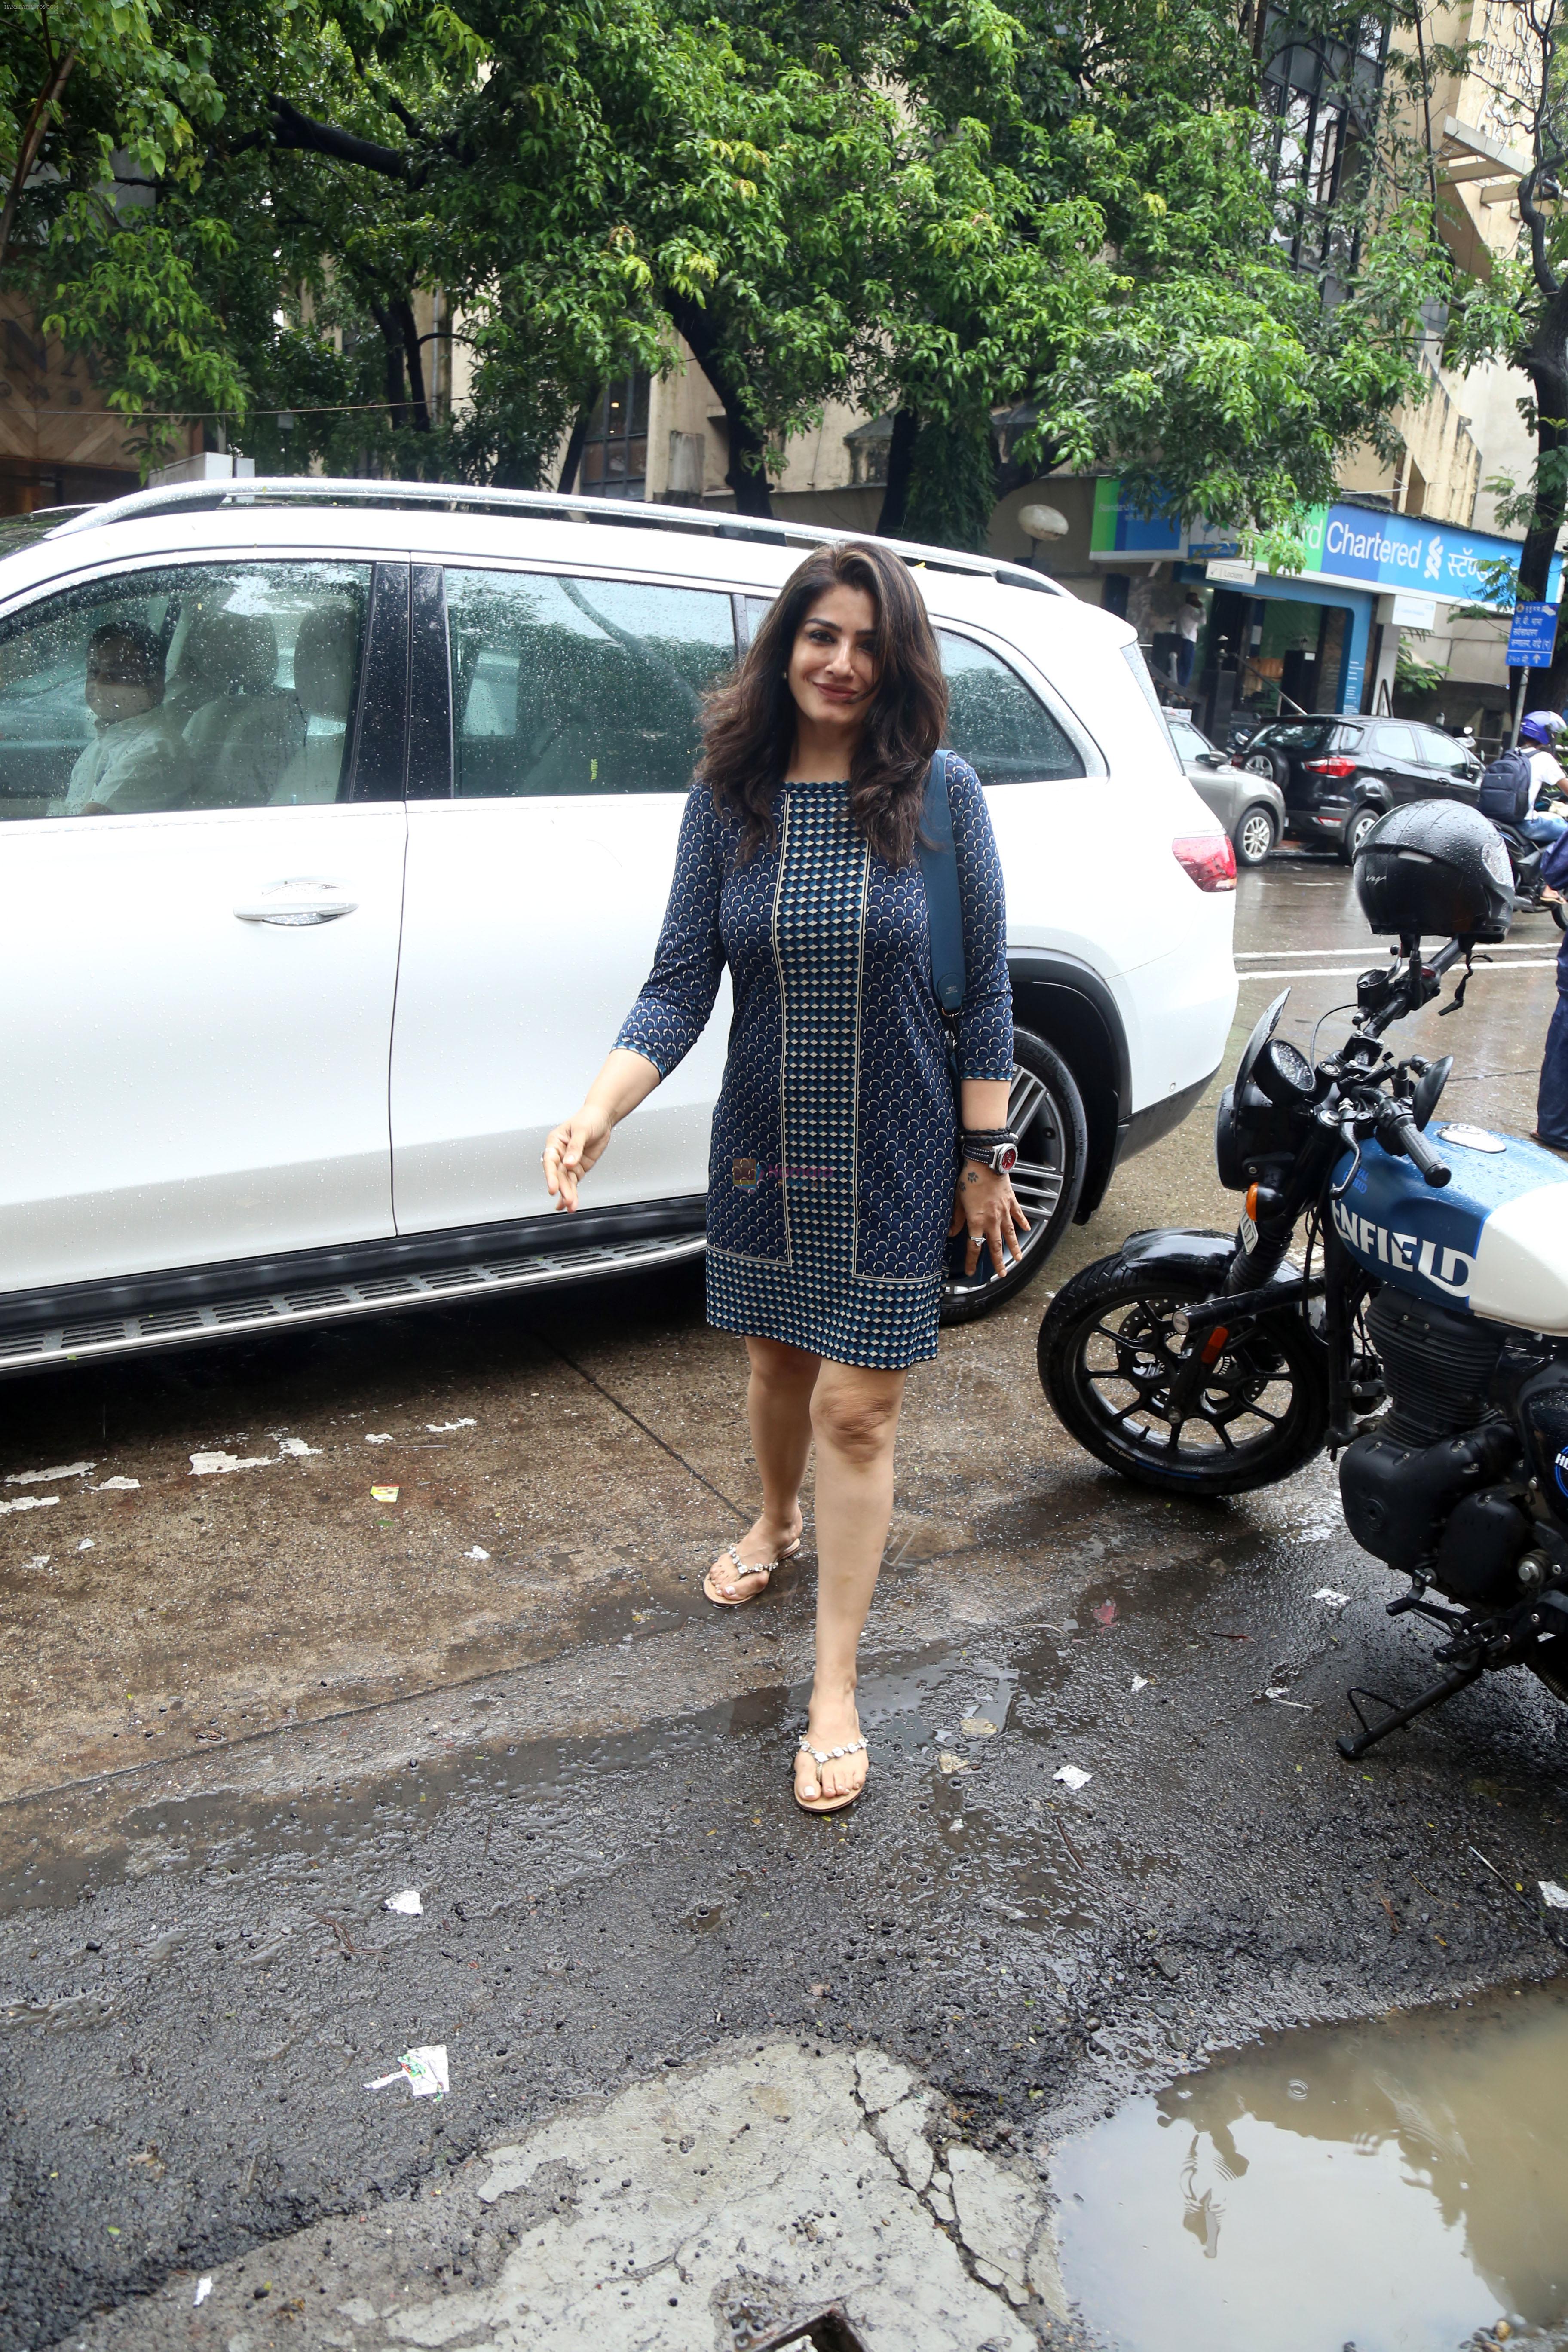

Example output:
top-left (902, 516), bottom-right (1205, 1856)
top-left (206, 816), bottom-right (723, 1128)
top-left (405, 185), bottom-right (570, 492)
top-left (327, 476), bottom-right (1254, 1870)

top-left (1494, 802), bottom-right (1568, 931)
top-left (1038, 800), bottom-right (1568, 1760)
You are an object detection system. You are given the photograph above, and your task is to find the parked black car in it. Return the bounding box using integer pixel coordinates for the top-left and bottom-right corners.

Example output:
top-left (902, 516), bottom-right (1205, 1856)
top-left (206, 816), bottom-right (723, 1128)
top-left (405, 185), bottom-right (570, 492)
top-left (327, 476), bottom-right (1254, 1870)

top-left (1239, 714), bottom-right (1481, 861)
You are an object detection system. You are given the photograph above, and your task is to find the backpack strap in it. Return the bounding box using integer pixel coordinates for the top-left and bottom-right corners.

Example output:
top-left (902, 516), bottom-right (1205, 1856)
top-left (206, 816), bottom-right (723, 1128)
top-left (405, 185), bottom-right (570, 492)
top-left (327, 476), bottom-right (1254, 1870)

top-left (917, 748), bottom-right (967, 1013)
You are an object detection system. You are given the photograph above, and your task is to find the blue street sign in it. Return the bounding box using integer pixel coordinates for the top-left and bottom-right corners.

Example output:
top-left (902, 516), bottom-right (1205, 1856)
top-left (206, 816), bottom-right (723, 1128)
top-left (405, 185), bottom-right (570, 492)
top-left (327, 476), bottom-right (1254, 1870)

top-left (1508, 600), bottom-right (1559, 668)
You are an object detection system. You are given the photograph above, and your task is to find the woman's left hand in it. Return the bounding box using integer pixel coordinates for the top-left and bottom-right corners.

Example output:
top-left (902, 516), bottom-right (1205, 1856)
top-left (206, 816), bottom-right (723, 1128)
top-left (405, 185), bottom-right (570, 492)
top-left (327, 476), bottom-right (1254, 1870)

top-left (949, 1160), bottom-right (1030, 1278)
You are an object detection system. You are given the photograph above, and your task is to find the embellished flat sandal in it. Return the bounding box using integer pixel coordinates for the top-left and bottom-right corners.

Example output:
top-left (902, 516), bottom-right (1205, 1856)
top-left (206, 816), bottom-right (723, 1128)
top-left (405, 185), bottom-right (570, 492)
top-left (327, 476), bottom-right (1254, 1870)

top-left (702, 1538), bottom-right (799, 1608)
top-left (794, 1732), bottom-right (869, 1815)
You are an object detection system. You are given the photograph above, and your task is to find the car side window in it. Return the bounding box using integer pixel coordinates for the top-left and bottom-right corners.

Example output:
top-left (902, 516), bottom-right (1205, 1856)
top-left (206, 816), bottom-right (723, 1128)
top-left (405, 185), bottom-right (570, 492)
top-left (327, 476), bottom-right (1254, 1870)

top-left (1372, 723), bottom-right (1418, 763)
top-left (446, 569), bottom-right (738, 796)
top-left (1415, 725), bottom-right (1467, 774)
top-left (0, 562), bottom-right (371, 821)
top-left (938, 633), bottom-right (1085, 785)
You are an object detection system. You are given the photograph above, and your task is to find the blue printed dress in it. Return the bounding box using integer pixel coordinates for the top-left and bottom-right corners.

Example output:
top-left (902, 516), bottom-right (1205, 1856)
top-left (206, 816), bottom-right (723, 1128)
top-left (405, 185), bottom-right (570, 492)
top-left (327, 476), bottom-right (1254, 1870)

top-left (615, 759), bottom-right (1013, 1369)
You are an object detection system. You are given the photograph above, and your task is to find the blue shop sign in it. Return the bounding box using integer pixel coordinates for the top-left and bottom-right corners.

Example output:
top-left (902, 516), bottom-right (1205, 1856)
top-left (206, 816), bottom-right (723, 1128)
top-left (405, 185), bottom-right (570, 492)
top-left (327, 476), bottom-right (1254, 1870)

top-left (1089, 480), bottom-right (1563, 606)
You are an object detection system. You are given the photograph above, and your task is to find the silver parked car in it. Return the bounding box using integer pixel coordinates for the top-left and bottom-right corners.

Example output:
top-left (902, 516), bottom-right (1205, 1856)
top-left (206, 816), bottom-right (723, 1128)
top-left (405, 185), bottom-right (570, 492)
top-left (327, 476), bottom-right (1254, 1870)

top-left (1167, 709), bottom-right (1285, 867)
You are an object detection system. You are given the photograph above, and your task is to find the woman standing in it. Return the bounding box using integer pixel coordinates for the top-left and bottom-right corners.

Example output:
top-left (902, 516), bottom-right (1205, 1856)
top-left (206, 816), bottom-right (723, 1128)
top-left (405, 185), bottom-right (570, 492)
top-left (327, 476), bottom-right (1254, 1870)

top-left (543, 541), bottom-right (1025, 1813)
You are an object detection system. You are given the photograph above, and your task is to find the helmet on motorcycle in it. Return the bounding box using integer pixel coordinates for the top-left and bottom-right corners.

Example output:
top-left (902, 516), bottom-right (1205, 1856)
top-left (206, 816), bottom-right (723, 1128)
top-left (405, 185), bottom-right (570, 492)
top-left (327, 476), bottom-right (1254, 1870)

top-left (1353, 799), bottom-right (1513, 943)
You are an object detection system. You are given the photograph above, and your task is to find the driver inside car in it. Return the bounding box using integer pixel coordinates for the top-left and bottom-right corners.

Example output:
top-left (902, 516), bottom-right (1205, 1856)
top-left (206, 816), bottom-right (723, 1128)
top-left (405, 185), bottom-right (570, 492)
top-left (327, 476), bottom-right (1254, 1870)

top-left (50, 621), bottom-right (189, 817)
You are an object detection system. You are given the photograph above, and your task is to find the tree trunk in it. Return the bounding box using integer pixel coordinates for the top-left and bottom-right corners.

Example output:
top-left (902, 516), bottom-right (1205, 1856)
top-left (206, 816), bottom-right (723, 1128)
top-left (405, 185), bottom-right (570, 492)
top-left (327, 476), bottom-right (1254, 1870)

top-left (664, 295), bottom-right (772, 518)
top-left (556, 397), bottom-right (594, 493)
top-left (1516, 303), bottom-right (1568, 715)
top-left (876, 408), bottom-right (918, 536)
top-left (369, 299), bottom-right (409, 431)
top-left (395, 298), bottom-right (432, 431)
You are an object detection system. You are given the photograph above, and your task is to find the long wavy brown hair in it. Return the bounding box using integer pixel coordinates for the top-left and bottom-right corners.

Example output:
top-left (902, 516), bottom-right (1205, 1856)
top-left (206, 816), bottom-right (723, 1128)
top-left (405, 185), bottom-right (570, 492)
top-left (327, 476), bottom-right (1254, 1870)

top-left (701, 540), bottom-right (948, 866)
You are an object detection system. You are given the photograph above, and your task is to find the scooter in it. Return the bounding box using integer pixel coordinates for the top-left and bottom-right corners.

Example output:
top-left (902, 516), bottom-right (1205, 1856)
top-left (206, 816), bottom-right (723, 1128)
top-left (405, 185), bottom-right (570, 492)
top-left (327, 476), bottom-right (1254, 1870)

top-left (1038, 801), bottom-right (1568, 1759)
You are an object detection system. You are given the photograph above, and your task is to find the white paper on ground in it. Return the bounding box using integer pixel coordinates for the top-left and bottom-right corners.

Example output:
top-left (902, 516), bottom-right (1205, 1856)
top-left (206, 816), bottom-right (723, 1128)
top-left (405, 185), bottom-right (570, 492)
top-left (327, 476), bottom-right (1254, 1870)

top-left (1540, 1880), bottom-right (1568, 1910)
top-left (1314, 1587), bottom-right (1351, 1606)
top-left (0, 1495), bottom-right (58, 1515)
top-left (1130, 1676), bottom-right (1149, 1692)
top-left (466, 1546), bottom-right (490, 1562)
top-left (384, 1889), bottom-right (423, 1915)
top-left (5, 1461), bottom-right (93, 1484)
top-left (95, 1476), bottom-right (140, 1491)
top-left (277, 1437), bottom-right (322, 1458)
top-left (365, 1433), bottom-right (394, 1444)
top-left (190, 1451), bottom-right (274, 1476)
top-left (193, 2278), bottom-right (212, 2308)
top-left (426, 1419), bottom-right (477, 1433)
top-left (1054, 1764), bottom-right (1092, 1790)
top-left (366, 2044), bottom-right (447, 2098)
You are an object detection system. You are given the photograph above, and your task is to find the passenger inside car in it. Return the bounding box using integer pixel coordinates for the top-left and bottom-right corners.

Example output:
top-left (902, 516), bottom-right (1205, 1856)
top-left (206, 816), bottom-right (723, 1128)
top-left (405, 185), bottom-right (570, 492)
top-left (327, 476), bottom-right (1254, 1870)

top-left (170, 606), bottom-right (304, 808)
top-left (51, 622), bottom-right (190, 817)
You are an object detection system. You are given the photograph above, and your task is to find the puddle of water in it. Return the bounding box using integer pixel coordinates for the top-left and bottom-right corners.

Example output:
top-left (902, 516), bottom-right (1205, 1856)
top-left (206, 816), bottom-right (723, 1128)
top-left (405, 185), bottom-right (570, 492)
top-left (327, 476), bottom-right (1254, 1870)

top-left (1055, 1981), bottom-right (1568, 2350)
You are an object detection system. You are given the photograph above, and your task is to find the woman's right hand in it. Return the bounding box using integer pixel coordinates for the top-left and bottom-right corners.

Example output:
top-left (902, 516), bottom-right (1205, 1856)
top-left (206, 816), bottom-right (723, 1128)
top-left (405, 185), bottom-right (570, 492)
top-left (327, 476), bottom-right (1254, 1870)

top-left (542, 1105), bottom-right (614, 1212)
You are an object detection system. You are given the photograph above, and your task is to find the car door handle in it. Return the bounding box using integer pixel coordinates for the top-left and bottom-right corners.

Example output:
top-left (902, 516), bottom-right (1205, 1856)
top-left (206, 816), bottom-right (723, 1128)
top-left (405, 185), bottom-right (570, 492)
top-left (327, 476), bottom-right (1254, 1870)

top-left (233, 878), bottom-right (359, 927)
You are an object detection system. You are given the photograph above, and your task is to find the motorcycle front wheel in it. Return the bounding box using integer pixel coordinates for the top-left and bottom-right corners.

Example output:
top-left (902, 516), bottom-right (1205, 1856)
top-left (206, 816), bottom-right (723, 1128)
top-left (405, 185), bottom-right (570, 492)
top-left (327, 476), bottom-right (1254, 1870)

top-left (1038, 1256), bottom-right (1329, 1496)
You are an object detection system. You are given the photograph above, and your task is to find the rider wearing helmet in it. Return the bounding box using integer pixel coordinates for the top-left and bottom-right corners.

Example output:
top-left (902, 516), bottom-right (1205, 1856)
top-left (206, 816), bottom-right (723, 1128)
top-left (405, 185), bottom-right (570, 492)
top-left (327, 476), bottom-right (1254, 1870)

top-left (1518, 709), bottom-right (1568, 848)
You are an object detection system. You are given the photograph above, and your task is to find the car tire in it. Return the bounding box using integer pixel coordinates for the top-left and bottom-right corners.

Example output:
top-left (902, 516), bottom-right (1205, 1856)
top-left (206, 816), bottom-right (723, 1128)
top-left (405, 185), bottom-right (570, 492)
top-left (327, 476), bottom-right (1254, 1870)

top-left (1234, 803), bottom-right (1278, 867)
top-left (1243, 746), bottom-right (1289, 788)
top-left (1339, 802), bottom-right (1381, 864)
top-left (940, 1028), bottom-right (1087, 1326)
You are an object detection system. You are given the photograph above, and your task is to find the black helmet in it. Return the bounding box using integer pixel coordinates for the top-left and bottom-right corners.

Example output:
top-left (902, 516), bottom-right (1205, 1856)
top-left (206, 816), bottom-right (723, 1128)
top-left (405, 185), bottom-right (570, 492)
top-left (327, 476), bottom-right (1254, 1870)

top-left (1354, 800), bottom-right (1513, 943)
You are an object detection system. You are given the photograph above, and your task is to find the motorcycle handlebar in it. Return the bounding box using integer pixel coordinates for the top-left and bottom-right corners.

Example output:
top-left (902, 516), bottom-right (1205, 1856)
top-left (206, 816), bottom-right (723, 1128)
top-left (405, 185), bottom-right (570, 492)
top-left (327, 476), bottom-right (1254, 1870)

top-left (1391, 1113), bottom-right (1451, 1188)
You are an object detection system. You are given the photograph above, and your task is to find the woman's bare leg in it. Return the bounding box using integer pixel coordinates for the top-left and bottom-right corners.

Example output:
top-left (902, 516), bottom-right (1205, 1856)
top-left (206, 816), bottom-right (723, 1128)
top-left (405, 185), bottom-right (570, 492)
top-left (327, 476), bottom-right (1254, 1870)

top-left (706, 1335), bottom-right (818, 1600)
top-left (796, 1361), bottom-right (906, 1804)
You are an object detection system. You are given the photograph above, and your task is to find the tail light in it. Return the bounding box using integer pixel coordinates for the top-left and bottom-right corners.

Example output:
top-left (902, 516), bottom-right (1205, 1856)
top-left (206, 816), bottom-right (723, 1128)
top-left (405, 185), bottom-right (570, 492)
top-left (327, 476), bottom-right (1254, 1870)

top-left (1304, 755), bottom-right (1357, 777)
top-left (1173, 832), bottom-right (1237, 892)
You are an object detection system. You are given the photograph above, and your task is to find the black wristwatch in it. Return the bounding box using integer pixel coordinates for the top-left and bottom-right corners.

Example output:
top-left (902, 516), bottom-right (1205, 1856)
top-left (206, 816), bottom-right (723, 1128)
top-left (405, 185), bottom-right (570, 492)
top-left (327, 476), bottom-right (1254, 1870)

top-left (961, 1128), bottom-right (1019, 1174)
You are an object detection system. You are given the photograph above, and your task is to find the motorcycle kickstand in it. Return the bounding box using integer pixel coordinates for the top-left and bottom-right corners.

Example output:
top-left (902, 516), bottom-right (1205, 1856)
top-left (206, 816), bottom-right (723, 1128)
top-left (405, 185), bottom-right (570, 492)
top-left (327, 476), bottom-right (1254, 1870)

top-left (1336, 1662), bottom-right (1485, 1761)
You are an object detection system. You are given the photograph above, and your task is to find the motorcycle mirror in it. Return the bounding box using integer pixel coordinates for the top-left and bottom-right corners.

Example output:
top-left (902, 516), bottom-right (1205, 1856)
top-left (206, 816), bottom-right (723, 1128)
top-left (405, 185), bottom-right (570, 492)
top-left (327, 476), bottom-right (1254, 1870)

top-left (1234, 989), bottom-right (1291, 1099)
top-left (1412, 1054), bottom-right (1453, 1130)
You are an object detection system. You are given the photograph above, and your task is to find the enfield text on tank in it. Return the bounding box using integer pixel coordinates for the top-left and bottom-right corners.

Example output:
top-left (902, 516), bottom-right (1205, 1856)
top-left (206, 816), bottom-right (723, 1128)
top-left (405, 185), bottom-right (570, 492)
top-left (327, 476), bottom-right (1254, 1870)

top-left (1039, 800), bottom-right (1568, 1760)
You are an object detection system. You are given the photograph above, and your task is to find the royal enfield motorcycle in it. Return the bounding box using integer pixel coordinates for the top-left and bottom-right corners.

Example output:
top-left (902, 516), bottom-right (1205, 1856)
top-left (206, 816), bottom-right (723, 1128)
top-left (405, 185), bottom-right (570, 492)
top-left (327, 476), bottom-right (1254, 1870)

top-left (1038, 799), bottom-right (1568, 1758)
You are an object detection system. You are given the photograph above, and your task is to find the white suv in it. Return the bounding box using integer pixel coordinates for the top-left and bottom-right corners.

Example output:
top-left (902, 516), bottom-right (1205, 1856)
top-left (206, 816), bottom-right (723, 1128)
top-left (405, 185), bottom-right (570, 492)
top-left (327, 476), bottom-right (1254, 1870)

top-left (0, 481), bottom-right (1237, 1370)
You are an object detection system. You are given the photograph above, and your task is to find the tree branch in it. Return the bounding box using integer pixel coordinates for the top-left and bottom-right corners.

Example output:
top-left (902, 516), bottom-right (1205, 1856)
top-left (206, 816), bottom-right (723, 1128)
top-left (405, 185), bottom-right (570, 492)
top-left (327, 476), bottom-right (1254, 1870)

top-left (0, 45), bottom-right (77, 280)
top-left (266, 94), bottom-right (412, 183)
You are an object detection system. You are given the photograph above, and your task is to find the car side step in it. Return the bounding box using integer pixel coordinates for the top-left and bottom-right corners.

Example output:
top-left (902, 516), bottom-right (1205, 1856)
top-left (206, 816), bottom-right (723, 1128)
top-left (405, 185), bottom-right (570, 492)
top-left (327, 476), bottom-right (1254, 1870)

top-left (0, 1231), bottom-right (706, 1372)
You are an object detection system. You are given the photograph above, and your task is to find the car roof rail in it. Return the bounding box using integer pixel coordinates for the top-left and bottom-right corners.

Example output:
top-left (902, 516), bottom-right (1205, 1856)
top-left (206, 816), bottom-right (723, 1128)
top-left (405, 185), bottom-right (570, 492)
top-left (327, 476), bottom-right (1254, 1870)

top-left (43, 475), bottom-right (1070, 597)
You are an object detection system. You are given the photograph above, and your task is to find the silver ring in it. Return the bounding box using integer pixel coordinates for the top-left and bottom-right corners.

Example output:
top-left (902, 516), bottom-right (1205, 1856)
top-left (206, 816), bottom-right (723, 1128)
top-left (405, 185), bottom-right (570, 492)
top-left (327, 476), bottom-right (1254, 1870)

top-left (968, 1231), bottom-right (984, 1241)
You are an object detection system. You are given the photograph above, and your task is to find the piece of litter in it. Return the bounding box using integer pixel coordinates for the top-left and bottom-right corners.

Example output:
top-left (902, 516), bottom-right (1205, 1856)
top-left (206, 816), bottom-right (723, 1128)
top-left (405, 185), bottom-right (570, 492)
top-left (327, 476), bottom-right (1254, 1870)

top-left (371, 1485), bottom-right (400, 1503)
top-left (1093, 1599), bottom-right (1118, 1626)
top-left (1130, 1676), bottom-right (1149, 1692)
top-left (426, 1419), bottom-right (476, 1433)
top-left (1265, 1685), bottom-right (1287, 1699)
top-left (95, 1476), bottom-right (140, 1491)
top-left (466, 1545), bottom-right (490, 1562)
top-left (938, 1751), bottom-right (971, 1774)
top-left (5, 1461), bottom-right (93, 1485)
top-left (1540, 1880), bottom-right (1568, 1910)
top-left (77, 1538), bottom-right (95, 1551)
top-left (1054, 1764), bottom-right (1092, 1790)
top-left (193, 2278), bottom-right (212, 2308)
top-left (959, 1715), bottom-right (998, 1737)
top-left (365, 2044), bottom-right (447, 2098)
top-left (276, 1437), bottom-right (322, 1458)
top-left (190, 1451), bottom-right (273, 1476)
top-left (24, 1556), bottom-right (51, 1571)
top-left (365, 1433), bottom-right (394, 1444)
top-left (1262, 1687), bottom-right (1313, 1709)
top-left (0, 1494), bottom-right (58, 1515)
top-left (1314, 1587), bottom-right (1350, 1607)
top-left (384, 1889), bottom-right (423, 1916)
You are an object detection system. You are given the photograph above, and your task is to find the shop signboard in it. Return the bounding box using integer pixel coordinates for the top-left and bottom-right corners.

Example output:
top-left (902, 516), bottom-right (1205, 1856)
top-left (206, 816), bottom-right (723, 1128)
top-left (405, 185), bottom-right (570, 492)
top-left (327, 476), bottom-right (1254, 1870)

top-left (1090, 479), bottom-right (1564, 607)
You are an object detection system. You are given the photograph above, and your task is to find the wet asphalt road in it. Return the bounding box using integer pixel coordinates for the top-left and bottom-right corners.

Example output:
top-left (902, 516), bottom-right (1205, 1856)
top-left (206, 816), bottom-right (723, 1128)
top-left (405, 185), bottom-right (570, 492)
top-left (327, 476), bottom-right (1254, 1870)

top-left (5, 855), bottom-right (1568, 2351)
